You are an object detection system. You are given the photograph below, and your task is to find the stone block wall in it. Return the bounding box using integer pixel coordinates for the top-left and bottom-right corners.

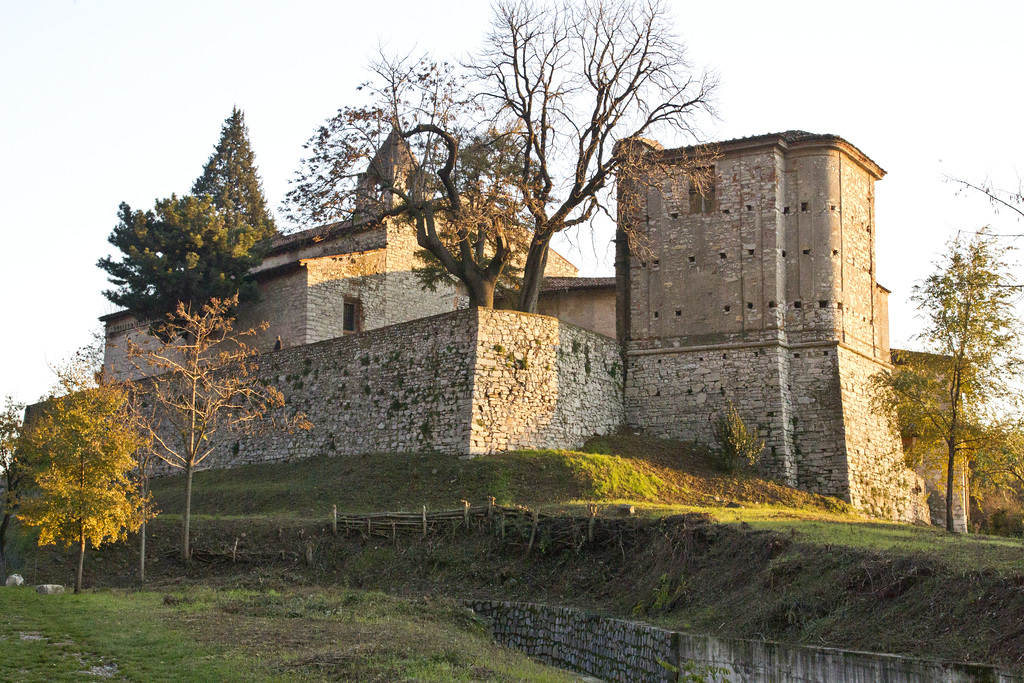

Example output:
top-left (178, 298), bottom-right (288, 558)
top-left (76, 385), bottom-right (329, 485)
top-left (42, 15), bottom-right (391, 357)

top-left (469, 600), bottom-right (1022, 683)
top-left (467, 600), bottom-right (677, 683)
top-left (470, 310), bottom-right (623, 454)
top-left (142, 308), bottom-right (622, 473)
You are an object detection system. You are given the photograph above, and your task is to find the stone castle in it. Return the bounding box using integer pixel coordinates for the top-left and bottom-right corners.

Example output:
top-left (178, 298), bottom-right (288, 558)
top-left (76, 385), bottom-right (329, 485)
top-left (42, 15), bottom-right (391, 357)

top-left (102, 131), bottom-right (929, 523)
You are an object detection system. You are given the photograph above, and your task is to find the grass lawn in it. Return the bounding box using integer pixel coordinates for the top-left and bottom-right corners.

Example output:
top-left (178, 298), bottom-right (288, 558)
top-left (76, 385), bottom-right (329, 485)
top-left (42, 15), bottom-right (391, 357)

top-left (0, 587), bottom-right (581, 682)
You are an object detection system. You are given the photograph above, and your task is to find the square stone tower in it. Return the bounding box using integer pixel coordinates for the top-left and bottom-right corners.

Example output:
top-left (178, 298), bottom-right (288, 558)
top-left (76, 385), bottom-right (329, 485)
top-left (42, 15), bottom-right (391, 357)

top-left (617, 131), bottom-right (926, 521)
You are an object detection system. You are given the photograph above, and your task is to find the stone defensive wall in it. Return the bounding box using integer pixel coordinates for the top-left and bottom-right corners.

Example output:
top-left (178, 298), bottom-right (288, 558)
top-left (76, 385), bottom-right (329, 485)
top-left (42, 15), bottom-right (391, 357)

top-left (467, 600), bottom-right (1022, 683)
top-left (171, 308), bottom-right (623, 471)
top-left (624, 339), bottom-right (928, 524)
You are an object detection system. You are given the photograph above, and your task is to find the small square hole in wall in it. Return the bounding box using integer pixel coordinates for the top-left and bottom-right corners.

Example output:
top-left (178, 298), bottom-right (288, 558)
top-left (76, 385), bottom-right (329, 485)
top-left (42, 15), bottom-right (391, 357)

top-left (832, 249), bottom-right (839, 256)
top-left (768, 301), bottom-right (776, 308)
top-left (747, 248), bottom-right (755, 256)
top-left (670, 212), bottom-right (679, 219)
top-left (719, 252), bottom-right (727, 259)
top-left (653, 311), bottom-right (659, 319)
top-left (802, 248), bottom-right (811, 255)
top-left (723, 305), bottom-right (731, 312)
top-left (837, 302), bottom-right (844, 311)
top-left (722, 208), bottom-right (730, 214)
top-left (794, 352), bottom-right (801, 358)
top-left (830, 204), bottom-right (836, 211)
top-left (867, 225), bottom-right (872, 233)
top-left (746, 302), bottom-right (754, 310)
top-left (652, 259), bottom-right (660, 270)
top-left (722, 354), bottom-right (728, 360)
top-left (794, 301), bottom-right (802, 309)
top-left (675, 309), bottom-right (682, 317)
top-left (823, 350), bottom-right (829, 356)
top-left (783, 206), bottom-right (790, 214)
top-left (801, 202), bottom-right (808, 212)
top-left (746, 205), bottom-right (753, 212)
top-left (688, 255), bottom-right (696, 263)
top-left (819, 300), bottom-right (828, 309)
top-left (782, 250), bottom-right (787, 257)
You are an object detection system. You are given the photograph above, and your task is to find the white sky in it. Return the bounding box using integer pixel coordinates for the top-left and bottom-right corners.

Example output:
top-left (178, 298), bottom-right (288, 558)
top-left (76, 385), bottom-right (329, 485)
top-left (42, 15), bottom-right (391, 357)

top-left (1, 0), bottom-right (1022, 404)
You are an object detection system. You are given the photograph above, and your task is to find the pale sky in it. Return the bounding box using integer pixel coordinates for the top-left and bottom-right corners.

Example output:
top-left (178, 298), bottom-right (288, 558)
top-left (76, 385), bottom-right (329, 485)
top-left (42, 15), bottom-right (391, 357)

top-left (2, 0), bottom-right (1022, 404)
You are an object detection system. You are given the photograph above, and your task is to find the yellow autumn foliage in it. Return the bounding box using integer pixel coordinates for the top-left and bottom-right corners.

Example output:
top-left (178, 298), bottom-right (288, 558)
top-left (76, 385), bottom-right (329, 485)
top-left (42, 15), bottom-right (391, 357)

top-left (19, 373), bottom-right (147, 551)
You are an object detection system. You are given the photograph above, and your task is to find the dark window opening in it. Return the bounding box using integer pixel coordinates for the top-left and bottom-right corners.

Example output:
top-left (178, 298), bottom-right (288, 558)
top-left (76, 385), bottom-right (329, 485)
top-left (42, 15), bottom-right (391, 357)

top-left (794, 301), bottom-right (802, 309)
top-left (832, 249), bottom-right (839, 256)
top-left (837, 302), bottom-right (844, 311)
top-left (688, 255), bottom-right (696, 263)
top-left (746, 302), bottom-right (754, 310)
top-left (768, 301), bottom-right (777, 308)
top-left (675, 310), bottom-right (682, 317)
top-left (723, 305), bottom-right (731, 312)
top-left (722, 208), bottom-right (730, 214)
top-left (783, 206), bottom-right (790, 214)
top-left (747, 248), bottom-right (755, 255)
top-left (746, 205), bottom-right (753, 212)
top-left (652, 259), bottom-right (660, 270)
top-left (343, 302), bottom-right (358, 333)
top-left (653, 311), bottom-right (659, 319)
top-left (802, 248), bottom-right (811, 255)
top-left (801, 202), bottom-right (808, 212)
top-left (830, 204), bottom-right (836, 211)
top-left (794, 352), bottom-right (801, 358)
top-left (782, 250), bottom-right (787, 257)
top-left (819, 300), bottom-right (828, 309)
top-left (670, 212), bottom-right (679, 219)
top-left (719, 252), bottom-right (727, 259)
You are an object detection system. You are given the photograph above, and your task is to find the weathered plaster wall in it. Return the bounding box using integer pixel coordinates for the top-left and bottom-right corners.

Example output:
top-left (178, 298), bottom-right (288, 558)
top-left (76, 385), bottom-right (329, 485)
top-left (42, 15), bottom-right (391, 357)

top-left (469, 600), bottom-right (1022, 683)
top-left (537, 287), bottom-right (617, 339)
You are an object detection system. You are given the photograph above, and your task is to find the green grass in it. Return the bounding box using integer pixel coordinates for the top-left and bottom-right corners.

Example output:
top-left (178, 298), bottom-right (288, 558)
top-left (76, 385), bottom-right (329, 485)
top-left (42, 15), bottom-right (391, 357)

top-left (0, 588), bottom-right (268, 682)
top-left (0, 587), bottom-right (581, 682)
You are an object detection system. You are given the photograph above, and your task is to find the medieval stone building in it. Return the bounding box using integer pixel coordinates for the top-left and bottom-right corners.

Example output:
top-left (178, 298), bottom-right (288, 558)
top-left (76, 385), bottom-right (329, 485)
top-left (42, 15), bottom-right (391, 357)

top-left (100, 131), bottom-right (929, 523)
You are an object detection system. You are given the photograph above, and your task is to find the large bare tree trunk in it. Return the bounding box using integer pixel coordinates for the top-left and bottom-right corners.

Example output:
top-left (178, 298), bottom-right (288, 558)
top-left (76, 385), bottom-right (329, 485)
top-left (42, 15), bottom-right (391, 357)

top-left (0, 512), bottom-right (10, 584)
top-left (517, 235), bottom-right (552, 313)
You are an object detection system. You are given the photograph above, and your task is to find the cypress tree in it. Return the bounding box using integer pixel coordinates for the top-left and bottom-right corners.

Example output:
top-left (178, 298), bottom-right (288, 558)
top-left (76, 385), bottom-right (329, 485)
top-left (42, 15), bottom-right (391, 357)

top-left (192, 106), bottom-right (276, 240)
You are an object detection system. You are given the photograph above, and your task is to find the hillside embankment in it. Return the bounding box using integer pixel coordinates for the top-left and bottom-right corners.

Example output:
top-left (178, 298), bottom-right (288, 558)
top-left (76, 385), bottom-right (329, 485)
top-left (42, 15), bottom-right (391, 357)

top-left (12, 436), bottom-right (1024, 672)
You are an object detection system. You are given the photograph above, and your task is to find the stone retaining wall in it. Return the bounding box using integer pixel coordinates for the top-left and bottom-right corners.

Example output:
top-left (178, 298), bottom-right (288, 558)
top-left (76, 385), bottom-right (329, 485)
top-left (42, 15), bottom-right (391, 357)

top-left (468, 600), bottom-right (1023, 683)
top-left (144, 308), bottom-right (622, 473)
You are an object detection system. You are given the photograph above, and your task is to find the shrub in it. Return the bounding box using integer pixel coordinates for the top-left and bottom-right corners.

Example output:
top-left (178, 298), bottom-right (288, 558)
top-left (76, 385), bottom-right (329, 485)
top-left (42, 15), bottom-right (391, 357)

top-left (710, 403), bottom-right (764, 474)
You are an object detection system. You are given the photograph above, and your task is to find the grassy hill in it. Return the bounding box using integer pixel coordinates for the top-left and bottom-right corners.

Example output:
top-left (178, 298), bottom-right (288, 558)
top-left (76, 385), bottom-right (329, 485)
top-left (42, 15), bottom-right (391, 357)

top-left (15, 434), bottom-right (1024, 675)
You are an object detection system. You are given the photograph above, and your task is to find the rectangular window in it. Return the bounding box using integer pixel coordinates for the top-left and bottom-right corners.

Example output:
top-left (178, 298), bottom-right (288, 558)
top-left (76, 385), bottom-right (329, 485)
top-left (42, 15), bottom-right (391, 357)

top-left (343, 302), bottom-right (357, 333)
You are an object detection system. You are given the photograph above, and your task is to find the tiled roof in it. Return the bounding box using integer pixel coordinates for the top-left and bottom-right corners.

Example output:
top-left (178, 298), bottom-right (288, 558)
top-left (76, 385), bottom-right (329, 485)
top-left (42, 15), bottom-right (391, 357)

top-left (541, 276), bottom-right (616, 292)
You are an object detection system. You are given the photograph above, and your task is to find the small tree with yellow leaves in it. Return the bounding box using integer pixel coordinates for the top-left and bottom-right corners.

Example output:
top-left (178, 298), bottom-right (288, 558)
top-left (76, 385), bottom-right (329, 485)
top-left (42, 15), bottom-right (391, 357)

top-left (19, 356), bottom-right (148, 594)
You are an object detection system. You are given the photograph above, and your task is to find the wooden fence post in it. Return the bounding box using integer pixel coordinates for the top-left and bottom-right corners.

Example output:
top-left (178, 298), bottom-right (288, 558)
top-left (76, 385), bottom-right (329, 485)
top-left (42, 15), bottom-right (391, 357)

top-left (422, 505), bottom-right (428, 537)
top-left (332, 505), bottom-right (338, 537)
top-left (526, 509), bottom-right (539, 556)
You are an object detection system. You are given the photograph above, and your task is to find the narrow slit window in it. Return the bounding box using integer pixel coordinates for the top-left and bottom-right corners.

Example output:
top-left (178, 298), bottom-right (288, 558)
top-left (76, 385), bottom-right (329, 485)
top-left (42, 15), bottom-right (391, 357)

top-left (688, 168), bottom-right (716, 213)
top-left (653, 311), bottom-right (659, 319)
top-left (343, 302), bottom-right (357, 333)
top-left (782, 250), bottom-right (787, 257)
top-left (801, 202), bottom-right (808, 212)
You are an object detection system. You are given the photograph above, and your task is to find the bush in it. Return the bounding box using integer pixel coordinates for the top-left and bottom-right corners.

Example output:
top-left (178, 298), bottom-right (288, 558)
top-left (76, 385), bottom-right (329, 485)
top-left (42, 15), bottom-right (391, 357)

top-left (710, 403), bottom-right (764, 474)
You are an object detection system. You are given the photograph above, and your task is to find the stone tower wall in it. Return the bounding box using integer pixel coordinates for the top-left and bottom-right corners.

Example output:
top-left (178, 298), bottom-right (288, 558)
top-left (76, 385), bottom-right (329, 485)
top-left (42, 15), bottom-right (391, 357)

top-left (620, 134), bottom-right (927, 521)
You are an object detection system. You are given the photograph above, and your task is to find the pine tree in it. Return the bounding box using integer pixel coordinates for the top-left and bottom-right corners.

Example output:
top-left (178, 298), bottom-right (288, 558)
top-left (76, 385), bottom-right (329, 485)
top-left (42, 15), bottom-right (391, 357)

top-left (98, 194), bottom-right (265, 323)
top-left (192, 106), bottom-right (276, 237)
top-left (99, 108), bottom-right (276, 322)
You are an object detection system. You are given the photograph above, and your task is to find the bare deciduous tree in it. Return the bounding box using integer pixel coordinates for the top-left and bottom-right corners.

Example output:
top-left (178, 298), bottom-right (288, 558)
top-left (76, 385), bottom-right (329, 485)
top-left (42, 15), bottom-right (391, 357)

top-left (285, 0), bottom-right (716, 312)
top-left (472, 0), bottom-right (717, 312)
top-left (127, 296), bottom-right (311, 565)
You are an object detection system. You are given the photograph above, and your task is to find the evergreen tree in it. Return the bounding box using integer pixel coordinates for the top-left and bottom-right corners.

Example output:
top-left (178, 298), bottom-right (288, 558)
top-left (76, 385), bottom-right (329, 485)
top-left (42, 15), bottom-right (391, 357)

top-left (99, 108), bottom-right (276, 321)
top-left (98, 195), bottom-right (264, 322)
top-left (192, 106), bottom-right (276, 236)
